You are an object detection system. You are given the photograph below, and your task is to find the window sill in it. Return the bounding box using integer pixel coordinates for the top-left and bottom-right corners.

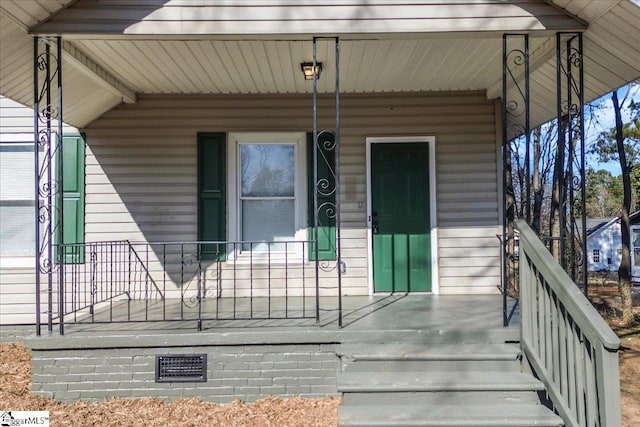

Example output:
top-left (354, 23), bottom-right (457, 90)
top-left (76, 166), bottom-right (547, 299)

top-left (0, 256), bottom-right (36, 269)
top-left (226, 251), bottom-right (309, 266)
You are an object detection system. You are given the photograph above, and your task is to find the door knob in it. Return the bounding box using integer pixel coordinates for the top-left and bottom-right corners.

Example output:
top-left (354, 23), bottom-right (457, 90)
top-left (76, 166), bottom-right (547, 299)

top-left (372, 222), bottom-right (379, 234)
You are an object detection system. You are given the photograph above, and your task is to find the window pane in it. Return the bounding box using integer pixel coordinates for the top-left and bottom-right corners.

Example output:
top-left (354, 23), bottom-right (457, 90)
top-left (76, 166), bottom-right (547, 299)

top-left (0, 204), bottom-right (35, 256)
top-left (242, 200), bottom-right (294, 251)
top-left (0, 144), bottom-right (34, 200)
top-left (633, 229), bottom-right (640, 266)
top-left (241, 144), bottom-right (294, 197)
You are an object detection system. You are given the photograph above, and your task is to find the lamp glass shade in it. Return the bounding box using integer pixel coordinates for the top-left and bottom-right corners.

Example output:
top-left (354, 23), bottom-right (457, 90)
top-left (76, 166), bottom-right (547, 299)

top-left (300, 62), bottom-right (322, 80)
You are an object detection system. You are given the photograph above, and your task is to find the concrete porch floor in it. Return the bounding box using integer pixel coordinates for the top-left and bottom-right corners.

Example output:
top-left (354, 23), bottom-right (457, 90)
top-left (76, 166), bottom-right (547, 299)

top-left (34, 294), bottom-right (520, 344)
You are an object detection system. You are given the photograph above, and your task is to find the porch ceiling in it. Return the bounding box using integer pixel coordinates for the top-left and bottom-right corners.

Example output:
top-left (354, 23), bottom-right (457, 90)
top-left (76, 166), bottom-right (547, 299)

top-left (0, 1), bottom-right (639, 129)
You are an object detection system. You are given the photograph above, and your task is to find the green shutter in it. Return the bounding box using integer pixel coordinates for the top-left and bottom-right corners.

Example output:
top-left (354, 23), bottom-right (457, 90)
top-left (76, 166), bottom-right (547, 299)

top-left (61, 134), bottom-right (85, 263)
top-left (197, 133), bottom-right (226, 260)
top-left (307, 132), bottom-right (337, 260)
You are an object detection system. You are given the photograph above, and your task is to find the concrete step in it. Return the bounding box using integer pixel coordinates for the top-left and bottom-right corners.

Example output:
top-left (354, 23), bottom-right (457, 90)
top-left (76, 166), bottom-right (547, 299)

top-left (340, 328), bottom-right (519, 345)
top-left (342, 389), bottom-right (542, 406)
top-left (338, 343), bottom-right (521, 372)
top-left (337, 343), bottom-right (521, 361)
top-left (339, 403), bottom-right (564, 427)
top-left (336, 341), bottom-right (562, 426)
top-left (342, 358), bottom-right (521, 372)
top-left (338, 371), bottom-right (546, 394)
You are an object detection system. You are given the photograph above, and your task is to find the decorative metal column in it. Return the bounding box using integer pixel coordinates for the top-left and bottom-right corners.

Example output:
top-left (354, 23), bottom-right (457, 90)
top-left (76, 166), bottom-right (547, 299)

top-left (34, 36), bottom-right (64, 335)
top-left (312, 37), bottom-right (343, 327)
top-left (502, 34), bottom-right (530, 326)
top-left (555, 32), bottom-right (587, 291)
top-left (334, 38), bottom-right (343, 328)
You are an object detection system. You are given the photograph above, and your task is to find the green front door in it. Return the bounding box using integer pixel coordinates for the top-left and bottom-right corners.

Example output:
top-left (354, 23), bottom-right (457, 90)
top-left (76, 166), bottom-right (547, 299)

top-left (371, 142), bottom-right (431, 292)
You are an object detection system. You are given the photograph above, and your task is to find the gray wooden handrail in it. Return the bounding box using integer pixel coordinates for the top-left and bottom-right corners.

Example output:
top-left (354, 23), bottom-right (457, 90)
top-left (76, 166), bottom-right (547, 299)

top-left (516, 219), bottom-right (621, 427)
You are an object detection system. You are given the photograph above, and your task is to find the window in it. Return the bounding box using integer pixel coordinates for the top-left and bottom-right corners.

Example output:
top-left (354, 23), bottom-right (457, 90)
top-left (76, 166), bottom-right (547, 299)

top-left (197, 132), bottom-right (335, 261)
top-left (593, 249), bottom-right (600, 263)
top-left (229, 133), bottom-right (307, 257)
top-left (0, 144), bottom-right (35, 257)
top-left (239, 143), bottom-right (296, 251)
top-left (633, 228), bottom-right (640, 267)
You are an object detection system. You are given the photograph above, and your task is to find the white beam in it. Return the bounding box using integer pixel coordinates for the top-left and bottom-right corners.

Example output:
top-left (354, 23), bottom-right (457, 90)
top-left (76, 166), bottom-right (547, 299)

top-left (62, 41), bottom-right (137, 104)
top-left (30, 1), bottom-right (587, 36)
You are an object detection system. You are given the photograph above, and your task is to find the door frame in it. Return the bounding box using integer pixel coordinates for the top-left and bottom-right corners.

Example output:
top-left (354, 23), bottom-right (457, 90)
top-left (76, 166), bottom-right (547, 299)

top-left (365, 136), bottom-right (438, 295)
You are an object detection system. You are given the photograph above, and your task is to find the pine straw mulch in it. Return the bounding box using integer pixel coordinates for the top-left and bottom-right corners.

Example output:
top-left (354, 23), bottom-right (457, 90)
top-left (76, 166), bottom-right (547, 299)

top-left (0, 342), bottom-right (339, 427)
top-left (618, 329), bottom-right (640, 427)
top-left (588, 284), bottom-right (640, 427)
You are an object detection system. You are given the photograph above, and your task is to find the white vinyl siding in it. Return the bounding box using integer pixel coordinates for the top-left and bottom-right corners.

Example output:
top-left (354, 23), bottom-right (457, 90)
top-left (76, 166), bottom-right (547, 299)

top-left (84, 91), bottom-right (500, 296)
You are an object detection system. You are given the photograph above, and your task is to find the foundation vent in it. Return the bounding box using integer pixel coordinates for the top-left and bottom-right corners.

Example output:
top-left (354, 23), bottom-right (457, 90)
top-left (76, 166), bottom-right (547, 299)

top-left (155, 354), bottom-right (207, 382)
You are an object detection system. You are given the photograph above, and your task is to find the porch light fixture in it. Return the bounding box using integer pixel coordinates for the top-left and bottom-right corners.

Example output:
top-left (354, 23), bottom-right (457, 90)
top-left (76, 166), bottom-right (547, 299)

top-left (300, 62), bottom-right (322, 80)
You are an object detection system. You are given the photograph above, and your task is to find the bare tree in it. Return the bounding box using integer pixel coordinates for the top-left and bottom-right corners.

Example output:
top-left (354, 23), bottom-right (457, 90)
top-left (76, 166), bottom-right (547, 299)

top-left (531, 122), bottom-right (557, 236)
top-left (593, 86), bottom-right (640, 325)
top-left (504, 133), bottom-right (517, 294)
top-left (511, 123), bottom-right (556, 235)
top-left (613, 90), bottom-right (634, 325)
top-left (549, 115), bottom-right (568, 262)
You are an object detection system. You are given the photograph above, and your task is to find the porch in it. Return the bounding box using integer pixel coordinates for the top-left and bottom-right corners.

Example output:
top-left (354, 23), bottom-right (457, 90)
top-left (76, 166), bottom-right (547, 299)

top-left (1, 1), bottom-right (633, 424)
top-left (25, 222), bottom-right (621, 426)
top-left (29, 294), bottom-right (540, 426)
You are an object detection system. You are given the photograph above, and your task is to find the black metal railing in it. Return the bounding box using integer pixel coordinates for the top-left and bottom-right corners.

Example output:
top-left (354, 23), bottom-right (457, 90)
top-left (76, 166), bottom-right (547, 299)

top-left (52, 241), bottom-right (163, 328)
top-left (55, 240), bottom-right (321, 331)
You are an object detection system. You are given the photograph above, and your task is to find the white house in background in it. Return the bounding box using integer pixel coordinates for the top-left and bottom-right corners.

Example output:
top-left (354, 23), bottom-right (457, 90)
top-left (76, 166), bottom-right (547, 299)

top-left (586, 211), bottom-right (640, 282)
top-left (587, 216), bottom-right (623, 272)
top-left (0, 96), bottom-right (79, 324)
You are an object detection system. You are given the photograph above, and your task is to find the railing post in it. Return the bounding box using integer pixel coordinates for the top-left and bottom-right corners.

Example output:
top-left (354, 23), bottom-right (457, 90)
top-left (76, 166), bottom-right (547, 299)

top-left (595, 346), bottom-right (622, 427)
top-left (144, 243), bottom-right (149, 320)
top-left (109, 241), bottom-right (114, 321)
top-left (302, 241), bottom-right (306, 318)
top-left (197, 244), bottom-right (202, 331)
top-left (180, 243), bottom-right (185, 320)
top-left (162, 243), bottom-right (167, 320)
top-left (127, 242), bottom-right (132, 320)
